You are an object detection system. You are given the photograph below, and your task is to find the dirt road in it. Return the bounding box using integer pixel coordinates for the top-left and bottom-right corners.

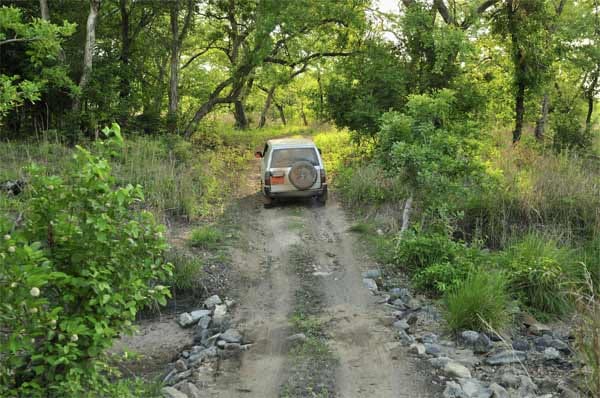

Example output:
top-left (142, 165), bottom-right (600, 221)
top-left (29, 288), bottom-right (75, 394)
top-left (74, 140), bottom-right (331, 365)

top-left (211, 166), bottom-right (434, 398)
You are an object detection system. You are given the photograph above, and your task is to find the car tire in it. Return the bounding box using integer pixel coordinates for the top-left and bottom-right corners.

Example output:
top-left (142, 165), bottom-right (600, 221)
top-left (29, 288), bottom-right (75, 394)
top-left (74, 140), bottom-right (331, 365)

top-left (316, 189), bottom-right (328, 206)
top-left (288, 160), bottom-right (317, 190)
top-left (263, 194), bottom-right (274, 209)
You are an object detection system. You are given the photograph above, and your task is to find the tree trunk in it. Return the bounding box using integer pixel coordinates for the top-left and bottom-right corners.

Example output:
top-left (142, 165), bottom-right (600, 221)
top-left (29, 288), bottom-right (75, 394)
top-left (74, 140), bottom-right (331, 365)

top-left (72, 0), bottom-right (100, 112)
top-left (300, 102), bottom-right (308, 126)
top-left (119, 0), bottom-right (131, 127)
top-left (400, 196), bottom-right (413, 236)
top-left (233, 101), bottom-right (248, 129)
top-left (512, 80), bottom-right (525, 143)
top-left (168, 0), bottom-right (180, 134)
top-left (39, 0), bottom-right (50, 21)
top-left (258, 86), bottom-right (276, 128)
top-left (275, 103), bottom-right (286, 125)
top-left (586, 71), bottom-right (598, 132)
top-left (534, 93), bottom-right (549, 140)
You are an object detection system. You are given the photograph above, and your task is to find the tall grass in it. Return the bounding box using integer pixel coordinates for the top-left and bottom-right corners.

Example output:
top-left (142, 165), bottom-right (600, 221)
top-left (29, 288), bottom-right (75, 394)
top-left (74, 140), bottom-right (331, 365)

top-left (445, 271), bottom-right (510, 333)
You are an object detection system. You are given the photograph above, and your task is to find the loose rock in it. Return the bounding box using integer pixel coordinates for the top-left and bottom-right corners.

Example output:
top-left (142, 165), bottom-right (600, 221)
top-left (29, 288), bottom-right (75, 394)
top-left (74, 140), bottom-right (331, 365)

top-left (362, 278), bottom-right (378, 291)
top-left (161, 386), bottom-right (188, 398)
top-left (219, 328), bottom-right (242, 344)
top-left (179, 382), bottom-right (204, 398)
top-left (485, 350), bottom-right (526, 366)
top-left (543, 347), bottom-right (560, 361)
top-left (204, 295), bottom-right (222, 309)
top-left (443, 361), bottom-right (472, 379)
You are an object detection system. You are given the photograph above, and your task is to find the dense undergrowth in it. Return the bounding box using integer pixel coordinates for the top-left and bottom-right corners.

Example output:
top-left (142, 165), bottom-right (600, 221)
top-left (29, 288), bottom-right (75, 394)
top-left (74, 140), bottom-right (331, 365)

top-left (314, 91), bottom-right (600, 395)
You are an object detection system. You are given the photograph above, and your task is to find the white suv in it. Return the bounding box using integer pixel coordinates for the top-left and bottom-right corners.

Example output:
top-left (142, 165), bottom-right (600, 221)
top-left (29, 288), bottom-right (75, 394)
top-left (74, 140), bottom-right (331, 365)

top-left (255, 138), bottom-right (327, 207)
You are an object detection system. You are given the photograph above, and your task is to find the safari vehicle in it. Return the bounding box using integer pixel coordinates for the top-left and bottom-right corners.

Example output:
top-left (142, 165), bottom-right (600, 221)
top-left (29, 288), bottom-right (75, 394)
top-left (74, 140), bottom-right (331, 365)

top-left (255, 138), bottom-right (327, 207)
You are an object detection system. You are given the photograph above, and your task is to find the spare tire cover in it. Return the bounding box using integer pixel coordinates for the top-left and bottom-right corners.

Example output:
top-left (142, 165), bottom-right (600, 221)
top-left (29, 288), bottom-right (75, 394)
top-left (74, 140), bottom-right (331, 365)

top-left (288, 161), bottom-right (317, 190)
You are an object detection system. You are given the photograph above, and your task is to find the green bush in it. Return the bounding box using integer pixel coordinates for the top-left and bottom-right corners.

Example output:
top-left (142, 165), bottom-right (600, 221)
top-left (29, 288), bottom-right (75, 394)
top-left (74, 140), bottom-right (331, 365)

top-left (0, 127), bottom-right (172, 397)
top-left (392, 230), bottom-right (462, 272)
top-left (500, 234), bottom-right (581, 317)
top-left (335, 164), bottom-right (405, 208)
top-left (445, 271), bottom-right (510, 332)
top-left (412, 261), bottom-right (474, 295)
top-left (189, 225), bottom-right (224, 250)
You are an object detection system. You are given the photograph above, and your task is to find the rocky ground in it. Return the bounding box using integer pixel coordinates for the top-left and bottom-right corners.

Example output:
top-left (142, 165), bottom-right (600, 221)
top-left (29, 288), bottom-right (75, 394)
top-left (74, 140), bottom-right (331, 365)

top-left (115, 159), bottom-right (585, 398)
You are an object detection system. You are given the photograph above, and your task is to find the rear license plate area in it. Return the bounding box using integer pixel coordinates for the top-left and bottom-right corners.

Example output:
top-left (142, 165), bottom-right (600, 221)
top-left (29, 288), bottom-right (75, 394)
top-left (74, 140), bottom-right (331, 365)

top-left (271, 175), bottom-right (284, 184)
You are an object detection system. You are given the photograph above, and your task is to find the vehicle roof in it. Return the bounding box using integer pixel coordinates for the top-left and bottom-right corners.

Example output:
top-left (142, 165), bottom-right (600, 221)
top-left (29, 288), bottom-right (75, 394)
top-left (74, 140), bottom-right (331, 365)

top-left (267, 138), bottom-right (316, 148)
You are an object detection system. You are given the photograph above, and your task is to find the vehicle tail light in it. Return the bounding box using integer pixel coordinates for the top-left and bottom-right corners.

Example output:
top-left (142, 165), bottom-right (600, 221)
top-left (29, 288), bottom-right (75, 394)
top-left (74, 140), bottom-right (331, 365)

top-left (264, 171), bottom-right (271, 186)
top-left (320, 168), bottom-right (326, 184)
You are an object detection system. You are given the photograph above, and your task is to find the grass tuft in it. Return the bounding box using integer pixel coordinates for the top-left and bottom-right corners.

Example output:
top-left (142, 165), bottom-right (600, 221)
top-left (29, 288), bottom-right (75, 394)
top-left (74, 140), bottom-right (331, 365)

top-left (189, 225), bottom-right (224, 250)
top-left (445, 271), bottom-right (510, 333)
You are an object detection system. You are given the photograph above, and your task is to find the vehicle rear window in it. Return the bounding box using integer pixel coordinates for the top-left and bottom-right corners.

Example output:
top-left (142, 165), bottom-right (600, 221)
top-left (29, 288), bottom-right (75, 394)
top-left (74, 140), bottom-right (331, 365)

top-left (270, 148), bottom-right (319, 168)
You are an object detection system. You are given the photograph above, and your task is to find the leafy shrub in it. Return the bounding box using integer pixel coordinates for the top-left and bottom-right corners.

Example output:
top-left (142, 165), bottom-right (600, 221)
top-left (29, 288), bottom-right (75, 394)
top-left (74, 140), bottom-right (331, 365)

top-left (500, 234), bottom-right (581, 317)
top-left (0, 127), bottom-right (172, 397)
top-left (445, 271), bottom-right (510, 332)
top-left (392, 230), bottom-right (462, 272)
top-left (412, 261), bottom-right (474, 295)
top-left (189, 225), bottom-right (224, 249)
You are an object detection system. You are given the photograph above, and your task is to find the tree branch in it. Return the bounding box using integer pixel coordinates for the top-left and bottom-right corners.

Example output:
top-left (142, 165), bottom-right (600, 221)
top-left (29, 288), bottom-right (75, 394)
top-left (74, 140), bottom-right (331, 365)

top-left (0, 37), bottom-right (38, 46)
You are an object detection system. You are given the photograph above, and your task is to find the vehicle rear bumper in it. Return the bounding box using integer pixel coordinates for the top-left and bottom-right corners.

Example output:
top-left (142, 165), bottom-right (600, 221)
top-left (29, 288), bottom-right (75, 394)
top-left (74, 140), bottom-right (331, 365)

top-left (264, 184), bottom-right (327, 198)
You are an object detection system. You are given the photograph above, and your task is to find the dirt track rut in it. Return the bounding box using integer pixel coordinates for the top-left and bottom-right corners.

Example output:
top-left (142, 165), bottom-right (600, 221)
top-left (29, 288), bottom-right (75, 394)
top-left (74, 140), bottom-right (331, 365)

top-left (212, 166), bottom-right (433, 397)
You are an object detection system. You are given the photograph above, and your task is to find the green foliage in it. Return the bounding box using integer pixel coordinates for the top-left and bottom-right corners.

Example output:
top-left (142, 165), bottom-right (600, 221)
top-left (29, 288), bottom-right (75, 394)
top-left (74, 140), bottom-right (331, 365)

top-left (500, 234), bottom-right (581, 317)
top-left (0, 6), bottom-right (76, 123)
top-left (189, 225), bottom-right (224, 250)
top-left (0, 129), bottom-right (172, 396)
top-left (326, 40), bottom-right (408, 137)
top-left (445, 271), bottom-right (510, 333)
top-left (379, 90), bottom-right (490, 209)
top-left (165, 249), bottom-right (205, 294)
top-left (391, 229), bottom-right (484, 295)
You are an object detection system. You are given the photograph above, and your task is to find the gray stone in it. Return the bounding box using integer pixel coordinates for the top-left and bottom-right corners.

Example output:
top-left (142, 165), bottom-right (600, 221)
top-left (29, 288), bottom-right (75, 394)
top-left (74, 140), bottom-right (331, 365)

top-left (398, 329), bottom-right (414, 345)
top-left (178, 312), bottom-right (194, 327)
top-left (485, 350), bottom-right (526, 366)
top-left (407, 298), bottom-right (422, 310)
top-left (429, 356), bottom-right (451, 369)
top-left (220, 328), bottom-right (242, 344)
top-left (362, 278), bottom-right (378, 291)
top-left (393, 319), bottom-right (410, 331)
top-left (190, 309), bottom-right (211, 322)
top-left (499, 372), bottom-right (520, 389)
top-left (420, 332), bottom-right (439, 344)
top-left (489, 383), bottom-right (509, 398)
top-left (179, 382), bottom-right (205, 398)
top-left (517, 376), bottom-right (537, 397)
top-left (529, 322), bottom-right (551, 336)
top-left (212, 304), bottom-right (229, 329)
top-left (409, 343), bottom-right (426, 356)
top-left (443, 381), bottom-right (468, 398)
top-left (392, 310), bottom-right (405, 319)
top-left (511, 338), bottom-right (530, 351)
top-left (224, 342), bottom-right (242, 351)
top-left (196, 315), bottom-right (211, 330)
top-left (474, 333), bottom-right (493, 354)
top-left (443, 361), bottom-right (472, 379)
top-left (424, 343), bottom-right (442, 356)
top-left (174, 359), bottom-right (187, 372)
top-left (389, 287), bottom-right (411, 301)
top-left (167, 369), bottom-right (192, 386)
top-left (188, 346), bottom-right (217, 366)
top-left (362, 269), bottom-right (381, 279)
top-left (558, 385), bottom-right (580, 398)
top-left (391, 299), bottom-right (407, 309)
top-left (461, 331), bottom-right (480, 344)
top-left (287, 333), bottom-right (307, 343)
top-left (459, 378), bottom-right (491, 398)
top-left (161, 387), bottom-right (188, 398)
top-left (204, 294), bottom-right (222, 309)
top-left (543, 347), bottom-right (560, 361)
top-left (406, 313), bottom-right (419, 325)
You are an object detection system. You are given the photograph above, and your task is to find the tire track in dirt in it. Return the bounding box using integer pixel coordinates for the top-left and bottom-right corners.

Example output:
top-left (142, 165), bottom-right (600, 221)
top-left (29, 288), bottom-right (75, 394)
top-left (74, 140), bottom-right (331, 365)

top-left (303, 200), bottom-right (434, 398)
top-left (211, 195), bottom-right (302, 397)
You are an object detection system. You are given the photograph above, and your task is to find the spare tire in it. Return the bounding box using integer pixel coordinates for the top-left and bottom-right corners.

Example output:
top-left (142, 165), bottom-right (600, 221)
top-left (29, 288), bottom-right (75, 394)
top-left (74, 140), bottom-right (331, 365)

top-left (288, 161), bottom-right (317, 190)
